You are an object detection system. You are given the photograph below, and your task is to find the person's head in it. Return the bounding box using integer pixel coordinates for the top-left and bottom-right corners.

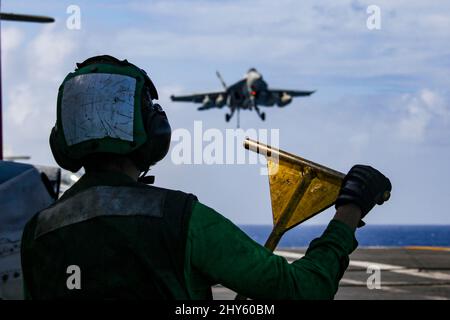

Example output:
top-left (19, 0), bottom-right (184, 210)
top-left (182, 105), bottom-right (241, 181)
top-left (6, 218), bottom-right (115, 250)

top-left (49, 55), bottom-right (171, 180)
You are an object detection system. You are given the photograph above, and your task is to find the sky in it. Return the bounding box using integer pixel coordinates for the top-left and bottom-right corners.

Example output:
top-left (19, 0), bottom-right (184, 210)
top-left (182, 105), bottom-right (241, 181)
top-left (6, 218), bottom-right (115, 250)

top-left (1, 0), bottom-right (450, 225)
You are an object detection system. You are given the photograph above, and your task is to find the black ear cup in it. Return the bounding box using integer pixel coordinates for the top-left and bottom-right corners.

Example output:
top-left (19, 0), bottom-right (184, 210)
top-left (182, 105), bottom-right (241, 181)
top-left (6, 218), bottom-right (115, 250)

top-left (131, 103), bottom-right (171, 171)
top-left (49, 126), bottom-right (82, 172)
top-left (145, 103), bottom-right (172, 165)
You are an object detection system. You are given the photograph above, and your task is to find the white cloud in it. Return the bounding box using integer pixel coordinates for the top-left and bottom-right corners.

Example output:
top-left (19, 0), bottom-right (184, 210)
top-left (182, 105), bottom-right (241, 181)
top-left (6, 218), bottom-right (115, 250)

top-left (26, 24), bottom-right (78, 82)
top-left (1, 27), bottom-right (23, 51)
top-left (5, 84), bottom-right (35, 126)
top-left (1, 27), bottom-right (24, 65)
top-left (4, 23), bottom-right (80, 163)
top-left (397, 89), bottom-right (449, 143)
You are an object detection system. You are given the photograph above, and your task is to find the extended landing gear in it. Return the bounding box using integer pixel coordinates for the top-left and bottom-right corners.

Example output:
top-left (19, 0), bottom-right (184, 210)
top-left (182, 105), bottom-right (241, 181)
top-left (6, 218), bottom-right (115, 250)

top-left (225, 108), bottom-right (241, 128)
top-left (254, 105), bottom-right (265, 121)
top-left (226, 107), bottom-right (236, 123)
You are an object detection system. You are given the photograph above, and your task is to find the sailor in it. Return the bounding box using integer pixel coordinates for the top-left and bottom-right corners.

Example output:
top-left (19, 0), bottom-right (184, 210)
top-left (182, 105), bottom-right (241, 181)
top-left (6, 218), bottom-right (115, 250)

top-left (21, 55), bottom-right (391, 299)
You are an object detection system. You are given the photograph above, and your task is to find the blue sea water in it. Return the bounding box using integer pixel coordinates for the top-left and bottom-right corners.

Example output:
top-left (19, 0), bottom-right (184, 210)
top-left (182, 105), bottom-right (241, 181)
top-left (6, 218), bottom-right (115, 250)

top-left (239, 225), bottom-right (450, 247)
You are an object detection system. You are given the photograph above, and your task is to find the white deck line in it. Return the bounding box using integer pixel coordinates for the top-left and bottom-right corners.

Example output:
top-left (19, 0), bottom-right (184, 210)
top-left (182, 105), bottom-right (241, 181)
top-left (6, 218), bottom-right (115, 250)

top-left (274, 250), bottom-right (450, 281)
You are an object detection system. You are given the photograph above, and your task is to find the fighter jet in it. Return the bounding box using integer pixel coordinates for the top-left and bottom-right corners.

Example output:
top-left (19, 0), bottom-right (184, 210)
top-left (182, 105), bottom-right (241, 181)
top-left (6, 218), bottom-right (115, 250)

top-left (170, 68), bottom-right (315, 127)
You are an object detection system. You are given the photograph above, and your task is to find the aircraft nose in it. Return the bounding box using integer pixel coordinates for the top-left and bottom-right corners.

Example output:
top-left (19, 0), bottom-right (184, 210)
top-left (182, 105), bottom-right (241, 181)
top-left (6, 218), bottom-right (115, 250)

top-left (250, 77), bottom-right (265, 90)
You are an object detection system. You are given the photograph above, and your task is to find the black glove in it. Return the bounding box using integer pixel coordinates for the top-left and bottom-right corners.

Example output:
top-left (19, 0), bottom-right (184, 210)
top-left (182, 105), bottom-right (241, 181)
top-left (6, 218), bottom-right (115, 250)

top-left (335, 165), bottom-right (392, 221)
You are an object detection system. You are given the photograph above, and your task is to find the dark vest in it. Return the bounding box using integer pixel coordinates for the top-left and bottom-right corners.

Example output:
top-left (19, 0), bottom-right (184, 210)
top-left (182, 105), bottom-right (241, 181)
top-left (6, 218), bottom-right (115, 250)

top-left (21, 184), bottom-right (197, 299)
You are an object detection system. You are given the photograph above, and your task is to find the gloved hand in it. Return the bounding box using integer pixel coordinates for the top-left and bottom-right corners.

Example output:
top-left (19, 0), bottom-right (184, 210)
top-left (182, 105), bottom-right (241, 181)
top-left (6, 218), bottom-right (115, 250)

top-left (335, 165), bottom-right (392, 225)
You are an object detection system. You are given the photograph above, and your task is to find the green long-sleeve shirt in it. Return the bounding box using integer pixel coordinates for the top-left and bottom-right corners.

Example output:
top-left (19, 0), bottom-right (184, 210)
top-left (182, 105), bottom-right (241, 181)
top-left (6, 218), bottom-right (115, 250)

top-left (186, 202), bottom-right (357, 299)
top-left (23, 171), bottom-right (357, 299)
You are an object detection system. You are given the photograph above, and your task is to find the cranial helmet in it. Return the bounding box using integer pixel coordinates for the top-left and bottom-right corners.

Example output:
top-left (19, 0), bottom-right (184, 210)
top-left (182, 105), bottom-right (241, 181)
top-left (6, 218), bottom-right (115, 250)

top-left (49, 55), bottom-right (171, 173)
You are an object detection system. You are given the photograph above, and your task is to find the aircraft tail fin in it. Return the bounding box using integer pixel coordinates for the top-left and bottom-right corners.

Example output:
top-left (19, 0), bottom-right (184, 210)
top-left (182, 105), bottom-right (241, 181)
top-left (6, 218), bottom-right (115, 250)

top-left (216, 71), bottom-right (227, 90)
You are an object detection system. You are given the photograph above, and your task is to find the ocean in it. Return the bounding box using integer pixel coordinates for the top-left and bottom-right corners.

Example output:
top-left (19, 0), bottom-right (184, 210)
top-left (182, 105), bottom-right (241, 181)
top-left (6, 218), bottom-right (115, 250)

top-left (239, 225), bottom-right (450, 247)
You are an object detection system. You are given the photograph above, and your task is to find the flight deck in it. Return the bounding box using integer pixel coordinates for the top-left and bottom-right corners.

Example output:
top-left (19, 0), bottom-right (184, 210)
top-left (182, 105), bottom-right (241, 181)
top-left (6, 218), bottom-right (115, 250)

top-left (212, 247), bottom-right (450, 300)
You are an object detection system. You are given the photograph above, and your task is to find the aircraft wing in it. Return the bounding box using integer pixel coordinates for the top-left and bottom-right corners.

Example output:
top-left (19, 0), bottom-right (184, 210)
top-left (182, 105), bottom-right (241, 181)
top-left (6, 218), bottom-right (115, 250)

top-left (269, 89), bottom-right (316, 97)
top-left (170, 91), bottom-right (226, 103)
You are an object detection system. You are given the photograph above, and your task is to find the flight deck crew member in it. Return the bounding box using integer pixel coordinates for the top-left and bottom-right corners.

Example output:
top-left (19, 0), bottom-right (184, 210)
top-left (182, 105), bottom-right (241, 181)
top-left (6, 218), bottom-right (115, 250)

top-left (21, 55), bottom-right (392, 299)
